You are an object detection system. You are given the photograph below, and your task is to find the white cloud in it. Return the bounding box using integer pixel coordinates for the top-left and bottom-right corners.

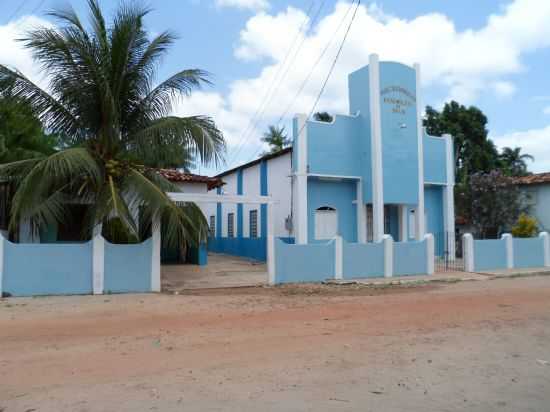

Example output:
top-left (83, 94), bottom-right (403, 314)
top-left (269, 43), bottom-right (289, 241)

top-left (493, 126), bottom-right (550, 172)
top-left (492, 81), bottom-right (516, 98)
top-left (543, 105), bottom-right (550, 115)
top-left (215, 0), bottom-right (269, 12)
top-left (0, 16), bottom-right (52, 89)
top-left (175, 0), bottom-right (550, 168)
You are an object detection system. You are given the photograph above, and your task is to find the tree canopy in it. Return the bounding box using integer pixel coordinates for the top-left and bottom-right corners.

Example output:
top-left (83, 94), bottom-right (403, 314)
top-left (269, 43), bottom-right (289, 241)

top-left (261, 125), bottom-right (290, 154)
top-left (0, 0), bottom-right (225, 245)
top-left (0, 96), bottom-right (58, 163)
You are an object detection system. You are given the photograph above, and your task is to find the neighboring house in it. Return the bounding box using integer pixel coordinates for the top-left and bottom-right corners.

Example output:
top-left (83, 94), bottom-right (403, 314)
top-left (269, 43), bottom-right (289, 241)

top-left (206, 56), bottom-right (455, 261)
top-left (0, 170), bottom-right (224, 246)
top-left (514, 172), bottom-right (550, 232)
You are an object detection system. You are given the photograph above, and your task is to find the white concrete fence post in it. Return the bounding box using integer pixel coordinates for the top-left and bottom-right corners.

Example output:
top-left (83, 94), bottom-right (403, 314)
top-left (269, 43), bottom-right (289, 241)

top-left (383, 234), bottom-right (393, 278)
top-left (424, 233), bottom-right (435, 275)
top-left (0, 233), bottom-right (4, 297)
top-left (502, 233), bottom-right (514, 269)
top-left (92, 235), bottom-right (105, 295)
top-left (334, 235), bottom-right (343, 280)
top-left (540, 232), bottom-right (550, 267)
top-left (151, 217), bottom-right (161, 292)
top-left (463, 233), bottom-right (474, 272)
top-left (267, 202), bottom-right (276, 286)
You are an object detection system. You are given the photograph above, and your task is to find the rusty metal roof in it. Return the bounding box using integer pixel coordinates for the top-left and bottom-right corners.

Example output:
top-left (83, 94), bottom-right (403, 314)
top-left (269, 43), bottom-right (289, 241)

top-left (513, 172), bottom-right (550, 186)
top-left (157, 169), bottom-right (224, 190)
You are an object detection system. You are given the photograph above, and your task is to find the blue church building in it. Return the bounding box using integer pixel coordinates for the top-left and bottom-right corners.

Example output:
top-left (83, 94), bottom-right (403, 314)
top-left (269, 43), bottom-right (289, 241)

top-left (207, 55), bottom-right (455, 262)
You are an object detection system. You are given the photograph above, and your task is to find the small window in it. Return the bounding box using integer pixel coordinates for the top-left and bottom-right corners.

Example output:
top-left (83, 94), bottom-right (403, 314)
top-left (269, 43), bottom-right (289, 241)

top-left (227, 213), bottom-right (235, 238)
top-left (249, 210), bottom-right (258, 238)
top-left (209, 215), bottom-right (216, 237)
top-left (366, 204), bottom-right (373, 242)
top-left (314, 206), bottom-right (337, 240)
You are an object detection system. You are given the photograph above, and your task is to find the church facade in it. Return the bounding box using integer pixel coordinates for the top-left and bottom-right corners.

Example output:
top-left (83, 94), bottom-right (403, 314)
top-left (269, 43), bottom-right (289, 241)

top-left (207, 55), bottom-right (455, 264)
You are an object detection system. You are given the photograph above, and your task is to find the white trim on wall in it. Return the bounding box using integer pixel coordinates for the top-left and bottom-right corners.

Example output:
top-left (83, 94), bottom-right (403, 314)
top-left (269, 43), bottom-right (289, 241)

top-left (369, 54), bottom-right (385, 243)
top-left (356, 180), bottom-right (367, 243)
top-left (334, 235), bottom-right (343, 280)
top-left (92, 235), bottom-right (105, 295)
top-left (294, 114), bottom-right (308, 244)
top-left (502, 233), bottom-right (514, 269)
top-left (414, 63), bottom-right (426, 241)
top-left (151, 218), bottom-right (161, 292)
top-left (443, 133), bottom-right (456, 257)
top-left (383, 234), bottom-right (393, 277)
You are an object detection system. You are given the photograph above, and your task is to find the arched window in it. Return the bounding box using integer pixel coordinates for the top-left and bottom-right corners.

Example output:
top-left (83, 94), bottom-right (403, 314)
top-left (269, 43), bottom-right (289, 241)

top-left (315, 206), bottom-right (338, 240)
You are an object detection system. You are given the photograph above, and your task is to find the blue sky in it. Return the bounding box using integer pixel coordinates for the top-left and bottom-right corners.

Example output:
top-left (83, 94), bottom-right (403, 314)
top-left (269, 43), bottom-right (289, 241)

top-left (2, 0), bottom-right (550, 174)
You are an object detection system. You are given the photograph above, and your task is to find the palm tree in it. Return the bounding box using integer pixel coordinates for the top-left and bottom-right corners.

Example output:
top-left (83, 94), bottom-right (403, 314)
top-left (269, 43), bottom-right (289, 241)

top-left (499, 147), bottom-right (534, 177)
top-left (261, 125), bottom-right (289, 154)
top-left (0, 0), bottom-right (225, 246)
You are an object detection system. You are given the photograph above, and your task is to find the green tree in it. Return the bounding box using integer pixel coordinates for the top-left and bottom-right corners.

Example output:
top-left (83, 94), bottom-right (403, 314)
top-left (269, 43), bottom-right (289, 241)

top-left (498, 146), bottom-right (534, 177)
top-left (511, 213), bottom-right (538, 238)
top-left (469, 170), bottom-right (524, 238)
top-left (0, 0), bottom-right (225, 245)
top-left (313, 111), bottom-right (333, 122)
top-left (424, 101), bottom-right (499, 185)
top-left (261, 125), bottom-right (289, 154)
top-left (0, 96), bottom-right (58, 163)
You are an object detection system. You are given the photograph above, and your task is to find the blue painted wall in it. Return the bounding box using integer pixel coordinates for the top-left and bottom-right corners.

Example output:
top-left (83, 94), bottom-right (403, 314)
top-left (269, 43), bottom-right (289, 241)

top-left (343, 241), bottom-right (385, 278)
top-left (307, 178), bottom-right (357, 243)
top-left (474, 239), bottom-right (507, 271)
top-left (3, 240), bottom-right (93, 296)
top-left (424, 185), bottom-right (445, 255)
top-left (393, 240), bottom-right (428, 276)
top-left (348, 65), bottom-right (373, 202)
top-left (208, 237), bottom-right (267, 261)
top-left (513, 237), bottom-right (545, 268)
top-left (104, 239), bottom-right (152, 293)
top-left (274, 238), bottom-right (335, 283)
top-left (424, 136), bottom-right (447, 184)
top-left (379, 62), bottom-right (419, 205)
top-left (306, 115), bottom-right (363, 177)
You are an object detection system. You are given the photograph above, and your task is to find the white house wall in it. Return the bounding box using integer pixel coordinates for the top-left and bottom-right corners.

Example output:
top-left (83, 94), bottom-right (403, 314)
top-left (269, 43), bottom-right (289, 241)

top-left (243, 163), bottom-right (261, 238)
top-left (221, 173), bottom-right (237, 237)
top-left (268, 152), bottom-right (293, 238)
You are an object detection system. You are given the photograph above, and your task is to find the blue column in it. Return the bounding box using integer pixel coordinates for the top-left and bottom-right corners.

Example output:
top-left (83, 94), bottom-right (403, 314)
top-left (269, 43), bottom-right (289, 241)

top-left (237, 169), bottom-right (243, 239)
top-left (216, 186), bottom-right (222, 238)
top-left (260, 160), bottom-right (268, 238)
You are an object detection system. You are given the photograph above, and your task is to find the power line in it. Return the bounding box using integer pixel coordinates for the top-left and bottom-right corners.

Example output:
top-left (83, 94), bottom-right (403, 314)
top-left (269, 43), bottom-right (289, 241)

top-left (30, 0), bottom-right (47, 15)
top-left (225, 0), bottom-right (316, 167)
top-left (7, 0), bottom-right (31, 22)
top-left (299, 0), bottom-right (361, 137)
top-left (248, 0), bottom-right (361, 162)
top-left (275, 0), bottom-right (357, 126)
top-left (227, 0), bottom-right (327, 168)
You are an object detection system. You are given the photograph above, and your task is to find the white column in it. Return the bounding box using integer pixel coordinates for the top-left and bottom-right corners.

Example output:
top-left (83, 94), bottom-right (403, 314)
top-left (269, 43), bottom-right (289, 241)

top-left (151, 217), bottom-right (161, 292)
top-left (267, 202), bottom-right (276, 285)
top-left (92, 235), bottom-right (105, 295)
top-left (414, 63), bottom-right (426, 240)
top-left (0, 233), bottom-right (4, 297)
top-left (334, 235), bottom-right (343, 280)
top-left (398, 205), bottom-right (408, 242)
top-left (356, 180), bottom-right (367, 243)
top-left (369, 54), bottom-right (385, 243)
top-left (540, 232), bottom-right (550, 267)
top-left (443, 133), bottom-right (456, 258)
top-left (294, 114), bottom-right (309, 244)
top-left (502, 233), bottom-right (514, 269)
top-left (425, 233), bottom-right (435, 275)
top-left (383, 234), bottom-right (393, 278)
top-left (463, 234), bottom-right (475, 272)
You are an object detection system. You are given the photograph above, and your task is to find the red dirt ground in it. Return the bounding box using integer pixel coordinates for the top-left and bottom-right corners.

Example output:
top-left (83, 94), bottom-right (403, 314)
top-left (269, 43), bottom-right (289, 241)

top-left (1, 277), bottom-right (550, 411)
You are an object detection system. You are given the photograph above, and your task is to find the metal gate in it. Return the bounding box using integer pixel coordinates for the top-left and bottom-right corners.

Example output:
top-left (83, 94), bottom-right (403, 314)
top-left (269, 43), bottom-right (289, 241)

top-left (434, 231), bottom-right (464, 273)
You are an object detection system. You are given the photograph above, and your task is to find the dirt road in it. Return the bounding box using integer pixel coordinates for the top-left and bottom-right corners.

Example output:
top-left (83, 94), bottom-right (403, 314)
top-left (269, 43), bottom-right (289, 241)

top-left (1, 277), bottom-right (550, 412)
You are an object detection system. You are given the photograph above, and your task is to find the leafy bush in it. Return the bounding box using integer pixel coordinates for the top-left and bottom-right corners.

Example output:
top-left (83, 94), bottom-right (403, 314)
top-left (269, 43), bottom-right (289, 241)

top-left (511, 214), bottom-right (538, 238)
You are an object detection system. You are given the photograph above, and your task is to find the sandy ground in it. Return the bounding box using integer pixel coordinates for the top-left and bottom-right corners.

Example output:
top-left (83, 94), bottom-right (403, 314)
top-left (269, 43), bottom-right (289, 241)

top-left (1, 277), bottom-right (550, 412)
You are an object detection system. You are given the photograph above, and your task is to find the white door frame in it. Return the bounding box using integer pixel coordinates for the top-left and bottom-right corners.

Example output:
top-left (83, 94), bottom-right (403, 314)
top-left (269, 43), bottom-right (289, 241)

top-left (167, 192), bottom-right (277, 284)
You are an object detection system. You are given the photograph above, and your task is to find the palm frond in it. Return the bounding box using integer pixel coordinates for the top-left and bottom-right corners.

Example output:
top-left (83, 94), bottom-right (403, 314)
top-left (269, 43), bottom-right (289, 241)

top-left (0, 65), bottom-right (81, 136)
top-left (132, 115), bottom-right (225, 168)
